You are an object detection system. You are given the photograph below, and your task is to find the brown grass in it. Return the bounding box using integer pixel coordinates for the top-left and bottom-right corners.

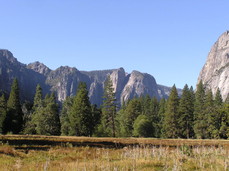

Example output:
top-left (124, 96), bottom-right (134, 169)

top-left (0, 135), bottom-right (228, 170)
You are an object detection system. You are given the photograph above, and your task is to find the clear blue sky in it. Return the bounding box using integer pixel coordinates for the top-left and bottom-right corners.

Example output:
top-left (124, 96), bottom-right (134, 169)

top-left (1, 1), bottom-right (229, 88)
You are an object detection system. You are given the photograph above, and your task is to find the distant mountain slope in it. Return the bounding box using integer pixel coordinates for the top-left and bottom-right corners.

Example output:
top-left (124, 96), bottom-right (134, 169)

top-left (198, 31), bottom-right (229, 100)
top-left (0, 49), bottom-right (180, 105)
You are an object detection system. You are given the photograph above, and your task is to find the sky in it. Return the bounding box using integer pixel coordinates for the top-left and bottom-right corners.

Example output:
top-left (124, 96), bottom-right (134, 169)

top-left (1, 1), bottom-right (229, 89)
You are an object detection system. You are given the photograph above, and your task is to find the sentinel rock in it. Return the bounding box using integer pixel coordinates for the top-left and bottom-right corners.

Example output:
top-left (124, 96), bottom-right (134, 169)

top-left (121, 70), bottom-right (159, 103)
top-left (198, 31), bottom-right (229, 100)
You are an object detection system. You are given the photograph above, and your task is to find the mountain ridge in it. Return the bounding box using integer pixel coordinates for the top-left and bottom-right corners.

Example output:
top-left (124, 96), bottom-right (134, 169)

top-left (0, 49), bottom-right (181, 105)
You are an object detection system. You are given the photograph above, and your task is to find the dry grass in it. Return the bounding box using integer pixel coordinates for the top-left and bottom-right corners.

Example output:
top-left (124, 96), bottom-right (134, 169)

top-left (0, 145), bottom-right (228, 171)
top-left (1, 135), bottom-right (229, 149)
top-left (0, 135), bottom-right (228, 171)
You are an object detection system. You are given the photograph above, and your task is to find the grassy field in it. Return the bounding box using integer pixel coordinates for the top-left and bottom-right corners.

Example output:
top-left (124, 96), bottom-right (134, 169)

top-left (0, 135), bottom-right (228, 170)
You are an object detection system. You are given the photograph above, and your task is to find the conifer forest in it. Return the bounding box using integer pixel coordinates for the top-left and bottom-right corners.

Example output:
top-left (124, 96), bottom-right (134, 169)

top-left (0, 77), bottom-right (228, 139)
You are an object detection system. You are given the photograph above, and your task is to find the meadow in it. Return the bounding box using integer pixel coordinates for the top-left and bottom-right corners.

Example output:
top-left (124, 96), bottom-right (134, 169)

top-left (0, 135), bottom-right (228, 171)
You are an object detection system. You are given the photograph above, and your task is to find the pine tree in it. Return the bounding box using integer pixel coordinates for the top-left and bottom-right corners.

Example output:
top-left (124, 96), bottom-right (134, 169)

top-left (0, 95), bottom-right (7, 134)
top-left (60, 97), bottom-right (73, 136)
top-left (178, 84), bottom-right (194, 138)
top-left (219, 103), bottom-right (229, 139)
top-left (158, 98), bottom-right (166, 137)
top-left (23, 84), bottom-right (43, 134)
top-left (163, 85), bottom-right (180, 138)
top-left (204, 90), bottom-right (215, 138)
top-left (33, 84), bottom-right (43, 110)
top-left (6, 78), bottom-right (23, 134)
top-left (69, 82), bottom-right (92, 136)
top-left (120, 98), bottom-right (142, 137)
top-left (101, 76), bottom-right (117, 137)
top-left (150, 97), bottom-right (160, 137)
top-left (193, 80), bottom-right (206, 139)
top-left (36, 93), bottom-right (61, 135)
top-left (91, 104), bottom-right (101, 135)
top-left (215, 88), bottom-right (223, 106)
top-left (213, 88), bottom-right (223, 138)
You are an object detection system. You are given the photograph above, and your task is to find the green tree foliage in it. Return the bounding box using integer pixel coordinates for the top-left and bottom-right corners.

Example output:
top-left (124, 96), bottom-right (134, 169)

top-left (163, 85), bottom-right (180, 138)
top-left (119, 98), bottom-right (142, 137)
top-left (133, 114), bottom-right (153, 137)
top-left (193, 80), bottom-right (206, 139)
top-left (208, 89), bottom-right (223, 138)
top-left (100, 76), bottom-right (117, 137)
top-left (69, 82), bottom-right (92, 136)
top-left (23, 84), bottom-right (43, 134)
top-left (0, 95), bottom-right (7, 134)
top-left (60, 97), bottom-right (73, 136)
top-left (204, 90), bottom-right (216, 138)
top-left (150, 97), bottom-right (160, 137)
top-left (158, 98), bottom-right (167, 137)
top-left (38, 93), bottom-right (61, 136)
top-left (215, 88), bottom-right (223, 106)
top-left (91, 104), bottom-right (101, 135)
top-left (6, 78), bottom-right (23, 134)
top-left (219, 103), bottom-right (229, 138)
top-left (178, 84), bottom-right (194, 138)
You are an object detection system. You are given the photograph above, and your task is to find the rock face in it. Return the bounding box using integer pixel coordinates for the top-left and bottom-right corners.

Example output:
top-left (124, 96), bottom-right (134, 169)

top-left (198, 31), bottom-right (229, 100)
top-left (0, 49), bottom-right (179, 105)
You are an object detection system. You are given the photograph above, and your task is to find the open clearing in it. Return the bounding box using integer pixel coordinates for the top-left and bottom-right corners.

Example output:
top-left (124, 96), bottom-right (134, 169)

top-left (0, 135), bottom-right (228, 170)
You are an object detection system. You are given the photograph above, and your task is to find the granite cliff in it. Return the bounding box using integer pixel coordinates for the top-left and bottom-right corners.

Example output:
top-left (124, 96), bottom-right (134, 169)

top-left (198, 31), bottom-right (229, 100)
top-left (0, 49), bottom-right (178, 105)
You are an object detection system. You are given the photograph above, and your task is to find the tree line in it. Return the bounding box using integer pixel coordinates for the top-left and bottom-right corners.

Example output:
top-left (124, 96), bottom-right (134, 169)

top-left (0, 77), bottom-right (228, 139)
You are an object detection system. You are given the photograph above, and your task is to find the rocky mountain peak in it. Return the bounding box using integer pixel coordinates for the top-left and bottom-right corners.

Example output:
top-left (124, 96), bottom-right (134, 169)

top-left (27, 61), bottom-right (51, 76)
top-left (121, 70), bottom-right (159, 103)
top-left (0, 49), bottom-right (21, 65)
top-left (198, 31), bottom-right (229, 100)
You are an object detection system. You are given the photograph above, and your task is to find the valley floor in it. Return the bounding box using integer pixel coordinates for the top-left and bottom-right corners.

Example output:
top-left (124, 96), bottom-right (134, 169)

top-left (0, 135), bottom-right (228, 171)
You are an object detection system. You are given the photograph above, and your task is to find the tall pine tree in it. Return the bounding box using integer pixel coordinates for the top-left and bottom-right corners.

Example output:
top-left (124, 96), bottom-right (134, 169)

top-left (100, 76), bottom-right (117, 137)
top-left (163, 85), bottom-right (180, 138)
top-left (193, 80), bottom-right (206, 139)
top-left (178, 84), bottom-right (194, 138)
top-left (69, 82), bottom-right (92, 136)
top-left (60, 97), bottom-right (73, 136)
top-left (23, 84), bottom-right (43, 134)
top-left (6, 79), bottom-right (23, 134)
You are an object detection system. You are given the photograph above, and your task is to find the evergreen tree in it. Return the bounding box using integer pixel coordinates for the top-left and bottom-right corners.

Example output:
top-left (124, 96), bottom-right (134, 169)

top-left (215, 88), bottom-right (223, 106)
top-left (120, 98), bottom-right (142, 137)
top-left (33, 84), bottom-right (43, 110)
top-left (23, 84), bottom-right (43, 134)
top-left (158, 98), bottom-right (166, 137)
top-left (204, 90), bottom-right (216, 138)
top-left (60, 97), bottom-right (73, 136)
top-left (0, 95), bottom-right (7, 134)
top-left (6, 79), bottom-right (23, 134)
top-left (91, 104), bottom-right (101, 136)
top-left (36, 93), bottom-right (61, 135)
top-left (219, 103), bottom-right (229, 139)
top-left (100, 76), bottom-right (117, 137)
top-left (212, 88), bottom-right (223, 138)
top-left (163, 85), bottom-right (179, 138)
top-left (69, 82), bottom-right (92, 136)
top-left (150, 97), bottom-right (160, 137)
top-left (178, 84), bottom-right (194, 138)
top-left (193, 80), bottom-right (206, 139)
